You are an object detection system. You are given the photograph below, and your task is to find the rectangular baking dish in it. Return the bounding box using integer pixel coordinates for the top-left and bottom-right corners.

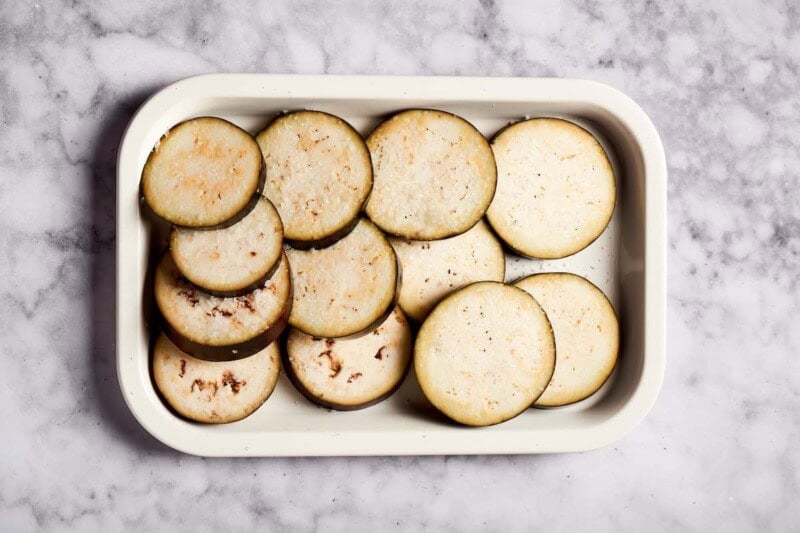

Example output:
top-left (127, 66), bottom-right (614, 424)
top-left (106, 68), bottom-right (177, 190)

top-left (117, 74), bottom-right (666, 456)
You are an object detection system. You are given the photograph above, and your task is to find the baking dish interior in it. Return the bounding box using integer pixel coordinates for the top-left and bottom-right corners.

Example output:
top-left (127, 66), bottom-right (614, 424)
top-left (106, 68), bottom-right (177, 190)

top-left (117, 77), bottom-right (659, 455)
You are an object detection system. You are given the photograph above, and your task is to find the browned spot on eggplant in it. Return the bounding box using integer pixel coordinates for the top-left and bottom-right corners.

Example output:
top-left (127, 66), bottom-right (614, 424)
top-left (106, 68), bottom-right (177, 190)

top-left (374, 346), bottom-right (387, 360)
top-left (318, 350), bottom-right (342, 378)
top-left (250, 251), bottom-right (257, 257)
top-left (206, 306), bottom-right (233, 317)
top-left (177, 287), bottom-right (199, 306)
top-left (240, 294), bottom-right (257, 313)
top-left (191, 378), bottom-right (219, 397)
top-left (325, 338), bottom-right (335, 347)
top-left (347, 372), bottom-right (363, 383)
top-left (178, 359), bottom-right (186, 377)
top-left (221, 371), bottom-right (247, 394)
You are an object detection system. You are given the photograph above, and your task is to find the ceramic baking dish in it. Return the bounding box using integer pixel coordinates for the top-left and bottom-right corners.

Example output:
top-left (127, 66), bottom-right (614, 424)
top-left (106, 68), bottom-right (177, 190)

top-left (117, 74), bottom-right (666, 456)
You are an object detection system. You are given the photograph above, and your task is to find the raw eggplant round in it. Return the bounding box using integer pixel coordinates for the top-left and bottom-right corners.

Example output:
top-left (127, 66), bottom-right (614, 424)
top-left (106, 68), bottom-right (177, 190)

top-left (142, 116), bottom-right (265, 228)
top-left (152, 333), bottom-right (280, 424)
top-left (256, 110), bottom-right (372, 247)
top-left (486, 117), bottom-right (616, 259)
top-left (286, 218), bottom-right (398, 339)
top-left (515, 272), bottom-right (619, 407)
top-left (365, 109), bottom-right (497, 240)
top-left (414, 281), bottom-right (555, 426)
top-left (154, 252), bottom-right (292, 361)
top-left (170, 197), bottom-right (284, 296)
top-left (284, 306), bottom-right (412, 410)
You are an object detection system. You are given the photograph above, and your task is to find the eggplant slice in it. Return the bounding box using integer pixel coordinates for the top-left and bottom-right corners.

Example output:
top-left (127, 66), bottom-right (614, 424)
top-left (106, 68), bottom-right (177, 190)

top-left (514, 273), bottom-right (619, 407)
top-left (256, 110), bottom-right (372, 247)
top-left (142, 117), bottom-right (265, 228)
top-left (152, 333), bottom-right (280, 424)
top-left (486, 118), bottom-right (616, 259)
top-left (365, 109), bottom-right (497, 240)
top-left (170, 197), bottom-right (284, 296)
top-left (286, 218), bottom-right (398, 338)
top-left (285, 306), bottom-right (412, 410)
top-left (390, 220), bottom-right (505, 322)
top-left (415, 282), bottom-right (555, 426)
top-left (154, 252), bottom-right (292, 361)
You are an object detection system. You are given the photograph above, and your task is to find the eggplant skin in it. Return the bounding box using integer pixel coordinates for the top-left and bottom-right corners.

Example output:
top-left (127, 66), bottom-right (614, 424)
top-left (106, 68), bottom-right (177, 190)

top-left (140, 186), bottom-right (264, 232)
top-left (141, 116), bottom-right (266, 229)
top-left (283, 213), bottom-right (360, 251)
top-left (169, 253), bottom-right (283, 299)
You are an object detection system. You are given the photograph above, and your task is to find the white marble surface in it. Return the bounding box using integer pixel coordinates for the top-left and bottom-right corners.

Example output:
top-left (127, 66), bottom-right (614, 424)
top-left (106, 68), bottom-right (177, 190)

top-left (1, 0), bottom-right (798, 530)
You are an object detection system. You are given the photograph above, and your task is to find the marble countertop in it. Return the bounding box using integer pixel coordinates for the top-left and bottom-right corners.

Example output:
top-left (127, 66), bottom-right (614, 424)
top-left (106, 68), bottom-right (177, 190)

top-left (2, 0), bottom-right (798, 530)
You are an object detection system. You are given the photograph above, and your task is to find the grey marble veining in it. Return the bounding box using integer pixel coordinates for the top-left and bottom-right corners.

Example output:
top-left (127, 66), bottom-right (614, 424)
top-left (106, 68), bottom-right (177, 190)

top-left (1, 0), bottom-right (799, 530)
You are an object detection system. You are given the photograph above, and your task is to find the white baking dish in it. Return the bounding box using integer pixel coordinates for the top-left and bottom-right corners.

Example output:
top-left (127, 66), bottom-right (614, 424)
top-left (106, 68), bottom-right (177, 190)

top-left (117, 74), bottom-right (666, 456)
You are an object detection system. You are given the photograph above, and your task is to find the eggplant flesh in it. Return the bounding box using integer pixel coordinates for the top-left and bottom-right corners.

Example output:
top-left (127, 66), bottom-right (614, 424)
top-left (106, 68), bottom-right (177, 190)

top-left (284, 306), bottom-right (412, 410)
top-left (390, 219), bottom-right (504, 322)
top-left (170, 197), bottom-right (284, 296)
top-left (365, 109), bottom-right (497, 240)
top-left (286, 218), bottom-right (398, 339)
top-left (154, 252), bottom-right (292, 362)
top-left (514, 272), bottom-right (619, 407)
top-left (256, 110), bottom-right (373, 246)
top-left (486, 117), bottom-right (615, 259)
top-left (414, 282), bottom-right (555, 426)
top-left (142, 116), bottom-right (266, 229)
top-left (152, 333), bottom-right (280, 423)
